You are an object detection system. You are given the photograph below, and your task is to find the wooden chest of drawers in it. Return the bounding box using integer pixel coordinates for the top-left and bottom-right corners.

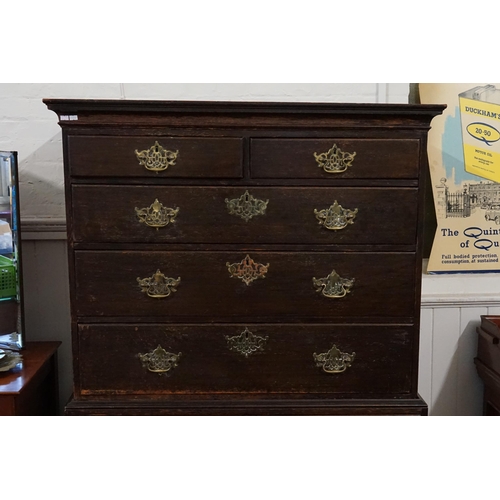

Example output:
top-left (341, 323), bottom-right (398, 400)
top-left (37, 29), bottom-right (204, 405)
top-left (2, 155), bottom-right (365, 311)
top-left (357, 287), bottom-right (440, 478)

top-left (475, 315), bottom-right (500, 415)
top-left (44, 99), bottom-right (444, 415)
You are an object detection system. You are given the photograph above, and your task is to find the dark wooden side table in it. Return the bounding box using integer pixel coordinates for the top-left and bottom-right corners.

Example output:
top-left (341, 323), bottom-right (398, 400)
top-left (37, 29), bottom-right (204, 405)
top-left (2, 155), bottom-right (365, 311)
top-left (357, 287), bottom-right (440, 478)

top-left (475, 316), bottom-right (500, 416)
top-left (0, 341), bottom-right (61, 416)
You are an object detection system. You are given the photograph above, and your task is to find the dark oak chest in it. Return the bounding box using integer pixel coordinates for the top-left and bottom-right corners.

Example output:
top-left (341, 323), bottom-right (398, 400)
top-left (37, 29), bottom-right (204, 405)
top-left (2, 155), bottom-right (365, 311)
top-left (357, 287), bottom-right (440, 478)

top-left (44, 99), bottom-right (444, 415)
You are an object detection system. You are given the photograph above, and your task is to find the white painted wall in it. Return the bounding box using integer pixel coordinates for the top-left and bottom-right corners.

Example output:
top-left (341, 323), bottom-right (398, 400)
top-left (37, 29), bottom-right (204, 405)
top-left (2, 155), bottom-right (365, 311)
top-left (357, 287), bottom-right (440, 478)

top-left (8, 83), bottom-right (489, 415)
top-left (419, 267), bottom-right (500, 415)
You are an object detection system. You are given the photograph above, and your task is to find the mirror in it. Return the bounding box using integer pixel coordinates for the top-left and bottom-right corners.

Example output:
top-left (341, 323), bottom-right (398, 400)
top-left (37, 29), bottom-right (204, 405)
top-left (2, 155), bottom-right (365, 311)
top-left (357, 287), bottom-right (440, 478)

top-left (0, 151), bottom-right (24, 351)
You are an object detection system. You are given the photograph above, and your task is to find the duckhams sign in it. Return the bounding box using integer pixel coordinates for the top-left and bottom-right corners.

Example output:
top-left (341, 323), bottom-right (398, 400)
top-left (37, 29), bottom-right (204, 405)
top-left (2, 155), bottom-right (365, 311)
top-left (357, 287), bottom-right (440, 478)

top-left (420, 83), bottom-right (500, 273)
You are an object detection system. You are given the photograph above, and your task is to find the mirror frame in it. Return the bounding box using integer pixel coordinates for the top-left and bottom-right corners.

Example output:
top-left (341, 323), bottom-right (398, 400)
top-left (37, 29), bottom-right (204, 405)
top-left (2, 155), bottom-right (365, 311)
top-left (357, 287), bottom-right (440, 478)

top-left (0, 151), bottom-right (25, 351)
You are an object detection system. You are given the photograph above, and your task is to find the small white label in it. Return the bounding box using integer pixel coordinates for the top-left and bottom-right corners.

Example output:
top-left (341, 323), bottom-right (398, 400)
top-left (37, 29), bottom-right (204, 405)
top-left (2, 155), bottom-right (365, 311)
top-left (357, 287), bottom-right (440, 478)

top-left (69, 115), bottom-right (78, 121)
top-left (60, 115), bottom-right (69, 121)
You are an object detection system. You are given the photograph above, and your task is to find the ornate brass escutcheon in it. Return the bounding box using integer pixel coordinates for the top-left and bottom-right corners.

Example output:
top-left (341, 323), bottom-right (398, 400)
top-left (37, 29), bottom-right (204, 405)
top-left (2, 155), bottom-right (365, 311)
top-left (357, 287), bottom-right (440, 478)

top-left (314, 200), bottom-right (358, 230)
top-left (314, 144), bottom-right (356, 174)
top-left (313, 344), bottom-right (355, 374)
top-left (138, 345), bottom-right (181, 375)
top-left (225, 190), bottom-right (269, 222)
top-left (226, 254), bottom-right (269, 285)
top-left (313, 269), bottom-right (354, 298)
top-left (225, 328), bottom-right (268, 357)
top-left (135, 141), bottom-right (179, 173)
top-left (135, 199), bottom-right (180, 229)
top-left (137, 270), bottom-right (181, 298)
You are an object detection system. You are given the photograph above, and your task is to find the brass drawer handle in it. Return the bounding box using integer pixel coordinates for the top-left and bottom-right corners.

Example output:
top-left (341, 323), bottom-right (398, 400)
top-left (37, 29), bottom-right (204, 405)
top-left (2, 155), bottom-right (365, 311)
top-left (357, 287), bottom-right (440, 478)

top-left (314, 344), bottom-right (355, 374)
top-left (138, 345), bottom-right (181, 375)
top-left (225, 190), bottom-right (268, 221)
top-left (135, 141), bottom-right (179, 172)
top-left (135, 199), bottom-right (179, 229)
top-left (137, 270), bottom-right (181, 298)
top-left (314, 201), bottom-right (358, 230)
top-left (313, 269), bottom-right (354, 298)
top-left (226, 254), bottom-right (269, 285)
top-left (226, 328), bottom-right (268, 357)
top-left (314, 144), bottom-right (356, 174)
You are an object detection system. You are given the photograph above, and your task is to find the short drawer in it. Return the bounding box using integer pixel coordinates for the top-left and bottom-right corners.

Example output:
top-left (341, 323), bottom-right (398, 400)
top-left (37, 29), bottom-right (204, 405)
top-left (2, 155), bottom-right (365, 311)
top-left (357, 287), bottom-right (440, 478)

top-left (250, 138), bottom-right (420, 179)
top-left (74, 251), bottom-right (417, 321)
top-left (67, 135), bottom-right (243, 178)
top-left (71, 185), bottom-right (418, 246)
top-left (77, 323), bottom-right (414, 396)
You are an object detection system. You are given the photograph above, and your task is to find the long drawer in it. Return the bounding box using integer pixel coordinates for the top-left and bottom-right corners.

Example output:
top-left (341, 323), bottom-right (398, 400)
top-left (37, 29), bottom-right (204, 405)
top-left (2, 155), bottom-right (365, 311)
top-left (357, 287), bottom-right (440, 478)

top-left (71, 185), bottom-right (418, 245)
top-left (73, 251), bottom-right (417, 321)
top-left (67, 135), bottom-right (244, 178)
top-left (250, 138), bottom-right (420, 179)
top-left (77, 323), bottom-right (414, 396)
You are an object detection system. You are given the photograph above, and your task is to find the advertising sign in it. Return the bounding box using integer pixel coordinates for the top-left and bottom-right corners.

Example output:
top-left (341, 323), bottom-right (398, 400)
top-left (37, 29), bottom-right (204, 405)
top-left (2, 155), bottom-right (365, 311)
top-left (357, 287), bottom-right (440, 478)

top-left (420, 83), bottom-right (500, 273)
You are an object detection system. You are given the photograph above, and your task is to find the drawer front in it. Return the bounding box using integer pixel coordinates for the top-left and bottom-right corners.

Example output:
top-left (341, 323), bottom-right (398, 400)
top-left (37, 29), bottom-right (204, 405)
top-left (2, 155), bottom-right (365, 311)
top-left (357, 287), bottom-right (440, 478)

top-left (74, 251), bottom-right (417, 321)
top-left (251, 139), bottom-right (420, 179)
top-left (67, 136), bottom-right (243, 178)
top-left (77, 323), bottom-right (414, 396)
top-left (72, 185), bottom-right (418, 245)
top-left (477, 327), bottom-right (500, 376)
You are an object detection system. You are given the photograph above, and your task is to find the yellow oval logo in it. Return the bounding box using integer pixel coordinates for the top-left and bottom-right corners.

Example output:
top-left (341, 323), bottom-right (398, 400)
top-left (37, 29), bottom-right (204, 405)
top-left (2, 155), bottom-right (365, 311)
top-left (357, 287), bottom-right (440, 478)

top-left (467, 122), bottom-right (500, 145)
